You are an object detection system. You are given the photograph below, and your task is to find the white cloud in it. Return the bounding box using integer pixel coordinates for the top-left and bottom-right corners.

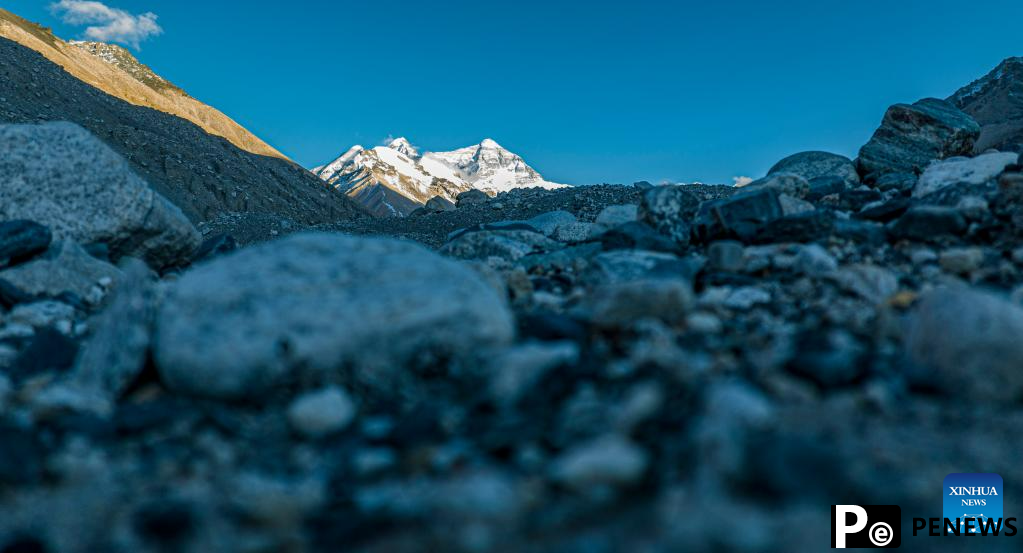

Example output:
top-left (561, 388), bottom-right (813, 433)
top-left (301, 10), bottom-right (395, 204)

top-left (733, 176), bottom-right (754, 187)
top-left (51, 0), bottom-right (162, 49)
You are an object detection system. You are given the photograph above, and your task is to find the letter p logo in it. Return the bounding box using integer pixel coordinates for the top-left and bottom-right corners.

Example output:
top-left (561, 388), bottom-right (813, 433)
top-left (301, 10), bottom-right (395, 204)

top-left (832, 505), bottom-right (901, 548)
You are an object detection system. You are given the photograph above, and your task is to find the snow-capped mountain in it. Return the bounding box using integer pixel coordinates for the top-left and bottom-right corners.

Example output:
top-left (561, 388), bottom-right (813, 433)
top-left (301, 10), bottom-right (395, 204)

top-left (312, 138), bottom-right (566, 216)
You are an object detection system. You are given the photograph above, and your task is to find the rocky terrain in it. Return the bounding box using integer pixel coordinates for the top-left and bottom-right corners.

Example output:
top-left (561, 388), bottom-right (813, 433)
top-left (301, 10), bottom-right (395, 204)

top-left (3, 27), bottom-right (1023, 553)
top-left (313, 137), bottom-right (566, 217)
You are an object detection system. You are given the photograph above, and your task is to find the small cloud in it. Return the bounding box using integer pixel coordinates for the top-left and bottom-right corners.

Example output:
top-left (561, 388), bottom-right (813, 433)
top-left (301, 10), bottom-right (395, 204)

top-left (51, 0), bottom-right (162, 49)
top-left (733, 176), bottom-right (754, 187)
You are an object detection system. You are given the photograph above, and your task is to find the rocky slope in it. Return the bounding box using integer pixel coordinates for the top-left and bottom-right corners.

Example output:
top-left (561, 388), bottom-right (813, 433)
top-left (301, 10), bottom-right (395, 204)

top-left (313, 137), bottom-right (566, 216)
top-left (950, 56), bottom-right (1023, 154)
top-left (0, 8), bottom-right (284, 160)
top-left (0, 36), bottom-right (364, 224)
top-left (3, 57), bottom-right (1023, 553)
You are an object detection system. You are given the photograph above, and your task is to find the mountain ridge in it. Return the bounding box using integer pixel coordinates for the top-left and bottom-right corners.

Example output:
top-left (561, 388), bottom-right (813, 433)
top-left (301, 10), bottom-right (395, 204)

top-left (0, 7), bottom-right (286, 161)
top-left (313, 137), bottom-right (567, 216)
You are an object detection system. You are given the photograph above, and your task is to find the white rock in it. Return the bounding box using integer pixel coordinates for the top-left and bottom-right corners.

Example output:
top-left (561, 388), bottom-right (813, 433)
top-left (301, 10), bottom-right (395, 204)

top-left (594, 204), bottom-right (639, 226)
top-left (550, 434), bottom-right (649, 489)
top-left (914, 152), bottom-right (1018, 197)
top-left (287, 386), bottom-right (357, 438)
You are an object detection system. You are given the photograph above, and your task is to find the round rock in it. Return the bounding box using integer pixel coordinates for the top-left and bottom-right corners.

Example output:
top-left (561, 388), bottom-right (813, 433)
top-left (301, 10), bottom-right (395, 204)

top-left (155, 233), bottom-right (515, 399)
top-left (768, 151), bottom-right (860, 185)
top-left (638, 186), bottom-right (699, 246)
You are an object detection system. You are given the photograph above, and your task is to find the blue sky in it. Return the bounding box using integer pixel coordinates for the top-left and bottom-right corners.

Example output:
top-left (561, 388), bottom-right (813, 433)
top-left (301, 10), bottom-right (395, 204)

top-left (10, 0), bottom-right (1023, 184)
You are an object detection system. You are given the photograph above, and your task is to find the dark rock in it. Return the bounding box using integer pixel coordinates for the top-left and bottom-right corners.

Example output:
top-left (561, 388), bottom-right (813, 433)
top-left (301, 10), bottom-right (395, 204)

top-left (133, 500), bottom-right (195, 545)
top-left (873, 172), bottom-right (917, 192)
top-left (0, 423), bottom-right (44, 486)
top-left (835, 189), bottom-right (883, 211)
top-left (768, 151), bottom-right (859, 185)
top-left (804, 175), bottom-right (848, 202)
top-left (889, 206), bottom-right (967, 241)
top-left (0, 278), bottom-right (33, 308)
top-left (638, 186), bottom-right (699, 246)
top-left (424, 196), bottom-right (456, 213)
top-left (787, 330), bottom-right (865, 388)
top-left (447, 222), bottom-right (539, 242)
top-left (853, 198), bottom-right (912, 223)
top-left (456, 189), bottom-right (489, 208)
top-left (857, 98), bottom-right (980, 183)
top-left (706, 240), bottom-right (745, 272)
top-left (833, 219), bottom-right (888, 246)
top-left (752, 210), bottom-right (835, 245)
top-left (633, 181), bottom-right (654, 189)
top-left (599, 222), bottom-right (683, 254)
top-left (10, 327), bottom-right (79, 381)
top-left (0, 220), bottom-right (51, 269)
top-left (694, 189), bottom-right (784, 242)
top-left (517, 311), bottom-right (587, 343)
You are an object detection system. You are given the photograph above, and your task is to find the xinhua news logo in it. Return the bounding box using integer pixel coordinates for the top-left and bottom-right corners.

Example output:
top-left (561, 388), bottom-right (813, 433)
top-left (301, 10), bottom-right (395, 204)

top-left (832, 505), bottom-right (901, 548)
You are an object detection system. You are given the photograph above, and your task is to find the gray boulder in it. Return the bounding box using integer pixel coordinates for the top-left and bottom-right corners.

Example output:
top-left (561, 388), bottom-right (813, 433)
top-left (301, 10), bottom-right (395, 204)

top-left (907, 287), bottom-right (1023, 402)
top-left (441, 230), bottom-right (561, 262)
top-left (0, 241), bottom-right (121, 305)
top-left (949, 56), bottom-right (1023, 154)
top-left (155, 233), bottom-right (515, 399)
top-left (424, 196), bottom-right (456, 212)
top-left (638, 186), bottom-right (699, 246)
top-left (857, 98), bottom-right (980, 183)
top-left (0, 122), bottom-right (201, 269)
top-left (456, 189), bottom-right (489, 208)
top-left (741, 174), bottom-right (810, 199)
top-left (0, 221), bottom-right (51, 269)
top-left (768, 151), bottom-right (859, 185)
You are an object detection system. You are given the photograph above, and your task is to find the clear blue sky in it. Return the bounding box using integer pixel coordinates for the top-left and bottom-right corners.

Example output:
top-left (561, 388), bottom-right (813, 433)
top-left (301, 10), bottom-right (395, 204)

top-left (9, 0), bottom-right (1023, 184)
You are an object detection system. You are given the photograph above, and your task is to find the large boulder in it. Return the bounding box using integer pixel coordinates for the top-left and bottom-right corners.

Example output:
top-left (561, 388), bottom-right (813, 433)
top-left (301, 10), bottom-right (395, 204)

top-left (0, 241), bottom-right (122, 305)
top-left (0, 122), bottom-right (200, 269)
top-left (857, 98), bottom-right (980, 183)
top-left (767, 151), bottom-right (859, 185)
top-left (638, 186), bottom-right (699, 246)
top-left (906, 287), bottom-right (1023, 402)
top-left (155, 233), bottom-right (515, 399)
top-left (949, 57), bottom-right (1023, 153)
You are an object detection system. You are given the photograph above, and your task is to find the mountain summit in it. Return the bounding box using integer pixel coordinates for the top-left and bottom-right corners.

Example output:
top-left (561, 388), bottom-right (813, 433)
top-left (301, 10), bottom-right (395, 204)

top-left (312, 138), bottom-right (566, 216)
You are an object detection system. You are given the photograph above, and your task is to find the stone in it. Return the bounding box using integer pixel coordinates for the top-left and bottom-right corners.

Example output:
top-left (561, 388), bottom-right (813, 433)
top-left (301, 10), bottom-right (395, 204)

top-left (742, 173), bottom-right (810, 199)
top-left (853, 198), bottom-right (912, 223)
top-left (424, 195), bottom-right (456, 212)
top-left (889, 206), bottom-right (968, 241)
top-left (804, 175), bottom-right (848, 202)
top-left (907, 287), bottom-right (1023, 402)
top-left (769, 151), bottom-right (859, 185)
top-left (638, 186), bottom-right (700, 245)
top-left (584, 250), bottom-right (701, 285)
top-left (191, 233), bottom-right (239, 263)
top-left (873, 172), bottom-right (918, 192)
top-left (914, 152), bottom-right (1018, 197)
top-left (0, 220), bottom-right (51, 269)
top-left (0, 241), bottom-right (121, 305)
top-left (594, 204), bottom-right (639, 227)
top-left (287, 386), bottom-right (357, 438)
top-left (456, 189), bottom-right (489, 207)
top-left (598, 222), bottom-right (683, 254)
top-left (938, 247), bottom-right (985, 275)
top-left (440, 230), bottom-right (561, 262)
top-left (488, 341), bottom-right (580, 405)
top-left (723, 287), bottom-right (772, 310)
top-left (10, 327), bottom-right (79, 381)
top-left (586, 278), bottom-right (693, 327)
top-left (706, 241), bottom-right (745, 273)
top-left (793, 244), bottom-right (838, 277)
top-left (552, 221), bottom-right (596, 243)
top-left (777, 194), bottom-right (815, 216)
top-left (694, 189), bottom-right (784, 242)
top-left (0, 122), bottom-right (201, 268)
top-left (525, 211), bottom-right (577, 237)
top-left (8, 301), bottom-right (76, 331)
top-left (787, 330), bottom-right (865, 388)
top-left (155, 233), bottom-right (515, 399)
top-left (71, 259), bottom-right (155, 399)
top-left (549, 434), bottom-right (648, 490)
top-left (857, 98), bottom-right (980, 183)
top-left (753, 211), bottom-right (836, 245)
top-left (830, 264), bottom-right (899, 304)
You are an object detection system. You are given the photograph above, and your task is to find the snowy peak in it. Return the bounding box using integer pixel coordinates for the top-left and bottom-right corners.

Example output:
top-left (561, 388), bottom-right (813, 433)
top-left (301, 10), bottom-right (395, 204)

top-left (312, 137), bottom-right (566, 216)
top-left (387, 137), bottom-right (420, 159)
